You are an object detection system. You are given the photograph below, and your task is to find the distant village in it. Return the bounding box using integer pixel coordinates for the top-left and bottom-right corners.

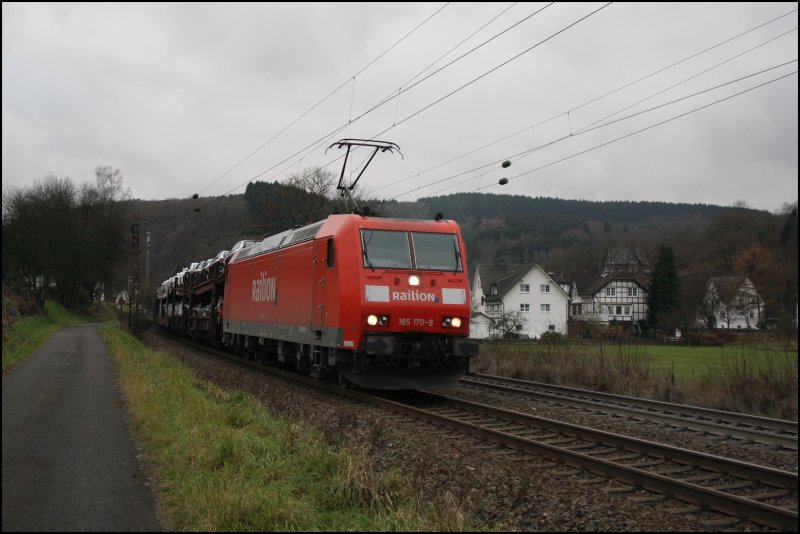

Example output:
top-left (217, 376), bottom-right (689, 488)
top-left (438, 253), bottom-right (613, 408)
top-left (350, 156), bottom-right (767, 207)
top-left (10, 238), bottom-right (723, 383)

top-left (469, 248), bottom-right (766, 341)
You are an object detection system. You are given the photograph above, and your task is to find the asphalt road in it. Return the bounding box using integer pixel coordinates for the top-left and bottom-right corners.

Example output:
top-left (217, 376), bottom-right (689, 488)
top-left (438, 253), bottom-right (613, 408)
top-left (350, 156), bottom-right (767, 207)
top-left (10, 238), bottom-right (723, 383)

top-left (2, 323), bottom-right (162, 531)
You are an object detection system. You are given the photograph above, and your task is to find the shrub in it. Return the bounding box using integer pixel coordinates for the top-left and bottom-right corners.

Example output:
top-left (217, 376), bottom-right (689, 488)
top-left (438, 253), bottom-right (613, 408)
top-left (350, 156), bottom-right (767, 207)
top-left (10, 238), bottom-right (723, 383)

top-left (538, 331), bottom-right (563, 345)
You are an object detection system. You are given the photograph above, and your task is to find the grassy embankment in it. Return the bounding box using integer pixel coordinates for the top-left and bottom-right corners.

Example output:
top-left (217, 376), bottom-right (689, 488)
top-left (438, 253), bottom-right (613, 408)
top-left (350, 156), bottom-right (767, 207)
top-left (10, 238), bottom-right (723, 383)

top-left (99, 322), bottom-right (470, 531)
top-left (472, 339), bottom-right (798, 420)
top-left (4, 304), bottom-right (472, 531)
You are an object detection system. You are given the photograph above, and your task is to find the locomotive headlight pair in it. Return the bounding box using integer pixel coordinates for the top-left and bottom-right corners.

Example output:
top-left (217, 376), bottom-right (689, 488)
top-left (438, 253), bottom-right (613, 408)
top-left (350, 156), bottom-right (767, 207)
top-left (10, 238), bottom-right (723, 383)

top-left (442, 317), bottom-right (463, 328)
top-left (367, 314), bottom-right (390, 327)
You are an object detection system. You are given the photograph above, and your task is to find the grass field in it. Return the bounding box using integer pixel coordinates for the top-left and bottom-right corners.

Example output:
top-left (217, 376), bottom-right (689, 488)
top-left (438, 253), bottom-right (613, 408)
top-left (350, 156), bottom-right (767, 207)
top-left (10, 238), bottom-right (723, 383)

top-left (626, 343), bottom-right (795, 376)
top-left (473, 340), bottom-right (798, 420)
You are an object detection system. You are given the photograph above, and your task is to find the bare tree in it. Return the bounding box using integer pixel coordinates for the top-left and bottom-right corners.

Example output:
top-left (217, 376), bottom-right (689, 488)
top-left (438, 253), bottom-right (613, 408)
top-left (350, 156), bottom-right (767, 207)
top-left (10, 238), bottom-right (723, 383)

top-left (696, 282), bottom-right (721, 329)
top-left (489, 310), bottom-right (528, 339)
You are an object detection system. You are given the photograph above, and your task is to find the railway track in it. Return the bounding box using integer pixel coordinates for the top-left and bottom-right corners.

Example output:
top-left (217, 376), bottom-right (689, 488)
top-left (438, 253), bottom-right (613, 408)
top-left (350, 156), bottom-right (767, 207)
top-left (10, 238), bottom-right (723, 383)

top-left (160, 330), bottom-right (798, 530)
top-left (367, 389), bottom-right (798, 531)
top-left (460, 373), bottom-right (799, 450)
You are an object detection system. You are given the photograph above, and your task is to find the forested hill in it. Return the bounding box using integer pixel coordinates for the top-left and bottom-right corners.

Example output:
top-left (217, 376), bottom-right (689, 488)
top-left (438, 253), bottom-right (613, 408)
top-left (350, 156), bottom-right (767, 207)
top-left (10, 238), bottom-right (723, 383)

top-left (385, 193), bottom-right (734, 226)
top-left (382, 193), bottom-right (761, 274)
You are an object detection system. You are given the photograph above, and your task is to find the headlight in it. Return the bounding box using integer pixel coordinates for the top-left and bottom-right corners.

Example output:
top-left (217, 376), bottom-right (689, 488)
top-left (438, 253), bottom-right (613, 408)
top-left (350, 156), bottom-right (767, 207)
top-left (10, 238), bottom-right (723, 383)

top-left (442, 316), bottom-right (463, 328)
top-left (409, 275), bottom-right (421, 286)
top-left (367, 315), bottom-right (390, 327)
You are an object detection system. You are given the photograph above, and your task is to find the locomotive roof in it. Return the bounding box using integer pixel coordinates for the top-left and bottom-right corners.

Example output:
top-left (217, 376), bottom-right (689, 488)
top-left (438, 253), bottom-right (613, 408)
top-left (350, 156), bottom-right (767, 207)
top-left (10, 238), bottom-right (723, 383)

top-left (230, 214), bottom-right (460, 263)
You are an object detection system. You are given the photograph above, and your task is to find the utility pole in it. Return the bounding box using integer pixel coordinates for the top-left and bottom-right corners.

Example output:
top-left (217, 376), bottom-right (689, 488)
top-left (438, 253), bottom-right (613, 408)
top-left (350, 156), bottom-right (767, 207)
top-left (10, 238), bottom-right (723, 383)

top-left (146, 231), bottom-right (151, 288)
top-left (128, 211), bottom-right (140, 332)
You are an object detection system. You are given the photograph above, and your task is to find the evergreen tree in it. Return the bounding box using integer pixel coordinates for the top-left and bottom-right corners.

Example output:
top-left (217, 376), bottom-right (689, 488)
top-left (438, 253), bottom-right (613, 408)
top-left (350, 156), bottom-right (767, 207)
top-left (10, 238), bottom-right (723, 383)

top-left (647, 245), bottom-right (680, 334)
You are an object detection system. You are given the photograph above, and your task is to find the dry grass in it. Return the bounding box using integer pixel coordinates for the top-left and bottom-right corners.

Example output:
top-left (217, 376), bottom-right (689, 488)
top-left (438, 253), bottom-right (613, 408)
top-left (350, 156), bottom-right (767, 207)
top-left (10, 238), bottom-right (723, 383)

top-left (472, 340), bottom-right (798, 420)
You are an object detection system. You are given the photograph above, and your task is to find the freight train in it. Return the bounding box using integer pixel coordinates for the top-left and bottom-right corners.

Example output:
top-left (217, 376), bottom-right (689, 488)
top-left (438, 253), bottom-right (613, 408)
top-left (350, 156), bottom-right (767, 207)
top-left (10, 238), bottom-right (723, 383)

top-left (154, 139), bottom-right (477, 389)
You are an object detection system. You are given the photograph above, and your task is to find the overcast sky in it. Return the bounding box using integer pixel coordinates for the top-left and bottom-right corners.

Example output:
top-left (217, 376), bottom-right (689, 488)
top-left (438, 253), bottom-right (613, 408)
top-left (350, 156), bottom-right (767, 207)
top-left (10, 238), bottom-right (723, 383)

top-left (3, 2), bottom-right (798, 212)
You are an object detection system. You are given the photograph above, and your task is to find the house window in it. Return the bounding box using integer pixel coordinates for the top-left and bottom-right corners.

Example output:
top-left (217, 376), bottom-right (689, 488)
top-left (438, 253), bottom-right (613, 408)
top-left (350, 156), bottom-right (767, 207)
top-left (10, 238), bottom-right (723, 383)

top-left (541, 304), bottom-right (550, 312)
top-left (540, 284), bottom-right (550, 293)
top-left (520, 303), bottom-right (530, 312)
top-left (624, 306), bottom-right (630, 315)
top-left (520, 283), bottom-right (530, 293)
top-left (571, 304), bottom-right (582, 315)
top-left (606, 287), bottom-right (616, 296)
top-left (490, 284), bottom-right (498, 295)
top-left (628, 287), bottom-right (637, 297)
top-left (548, 325), bottom-right (556, 331)
top-left (616, 306), bottom-right (622, 315)
top-left (515, 324), bottom-right (523, 331)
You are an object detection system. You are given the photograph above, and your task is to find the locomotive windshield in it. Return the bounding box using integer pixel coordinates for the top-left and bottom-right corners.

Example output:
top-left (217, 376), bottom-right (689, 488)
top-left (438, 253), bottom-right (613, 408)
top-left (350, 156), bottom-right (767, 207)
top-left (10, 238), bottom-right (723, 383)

top-left (412, 232), bottom-right (462, 271)
top-left (361, 229), bottom-right (462, 271)
top-left (361, 230), bottom-right (412, 269)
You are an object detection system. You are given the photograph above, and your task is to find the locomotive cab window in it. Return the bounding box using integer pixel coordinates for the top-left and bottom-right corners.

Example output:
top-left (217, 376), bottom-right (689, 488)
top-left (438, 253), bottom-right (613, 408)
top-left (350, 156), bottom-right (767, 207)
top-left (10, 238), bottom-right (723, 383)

top-left (361, 230), bottom-right (412, 269)
top-left (412, 232), bottom-right (462, 271)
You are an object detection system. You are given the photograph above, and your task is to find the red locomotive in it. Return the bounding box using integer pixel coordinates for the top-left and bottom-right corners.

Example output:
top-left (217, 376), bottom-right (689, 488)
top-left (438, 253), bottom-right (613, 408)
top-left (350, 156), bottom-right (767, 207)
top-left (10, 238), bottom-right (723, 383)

top-left (154, 140), bottom-right (478, 389)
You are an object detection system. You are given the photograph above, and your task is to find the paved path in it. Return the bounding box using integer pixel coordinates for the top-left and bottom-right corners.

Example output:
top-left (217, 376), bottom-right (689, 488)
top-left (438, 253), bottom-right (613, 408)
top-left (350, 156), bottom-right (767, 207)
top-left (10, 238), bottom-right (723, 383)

top-left (2, 324), bottom-right (162, 531)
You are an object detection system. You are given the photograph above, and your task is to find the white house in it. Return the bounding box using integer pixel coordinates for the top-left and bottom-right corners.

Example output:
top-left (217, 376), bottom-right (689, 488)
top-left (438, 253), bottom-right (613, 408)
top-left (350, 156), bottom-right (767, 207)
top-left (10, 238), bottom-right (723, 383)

top-left (472, 263), bottom-right (569, 339)
top-left (697, 276), bottom-right (764, 330)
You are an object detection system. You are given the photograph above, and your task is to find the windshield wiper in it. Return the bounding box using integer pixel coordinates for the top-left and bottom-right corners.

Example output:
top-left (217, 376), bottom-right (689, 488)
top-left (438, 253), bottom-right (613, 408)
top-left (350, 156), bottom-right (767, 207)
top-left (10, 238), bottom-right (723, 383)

top-left (363, 249), bottom-right (375, 271)
top-left (362, 232), bottom-right (375, 271)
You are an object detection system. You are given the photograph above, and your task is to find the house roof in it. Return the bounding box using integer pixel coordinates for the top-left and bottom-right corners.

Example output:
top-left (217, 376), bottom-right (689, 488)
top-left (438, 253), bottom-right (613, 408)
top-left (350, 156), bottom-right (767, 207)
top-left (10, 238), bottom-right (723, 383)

top-left (470, 311), bottom-right (493, 322)
top-left (477, 262), bottom-right (569, 302)
top-left (602, 247), bottom-right (650, 271)
top-left (706, 276), bottom-right (753, 303)
top-left (477, 262), bottom-right (537, 301)
top-left (571, 270), bottom-right (651, 297)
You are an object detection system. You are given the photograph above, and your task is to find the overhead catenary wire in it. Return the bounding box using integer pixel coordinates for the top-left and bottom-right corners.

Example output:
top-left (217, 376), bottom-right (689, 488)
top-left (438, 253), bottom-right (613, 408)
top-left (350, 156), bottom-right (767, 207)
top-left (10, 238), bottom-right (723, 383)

top-left (366, 2), bottom-right (551, 115)
top-left (193, 2), bottom-right (451, 197)
top-left (252, 1), bottom-right (604, 202)
top-left (417, 61), bottom-right (798, 198)
top-left (158, 62), bottom-right (798, 264)
top-left (574, 26), bottom-right (798, 135)
top-left (372, 7), bottom-right (799, 196)
top-left (211, 3), bottom-right (794, 210)
top-left (248, 1), bottom-right (543, 190)
top-left (471, 70), bottom-right (798, 196)
top-left (194, 1), bottom-right (589, 213)
top-left (161, 6), bottom-right (796, 255)
top-left (220, 58), bottom-right (791, 234)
